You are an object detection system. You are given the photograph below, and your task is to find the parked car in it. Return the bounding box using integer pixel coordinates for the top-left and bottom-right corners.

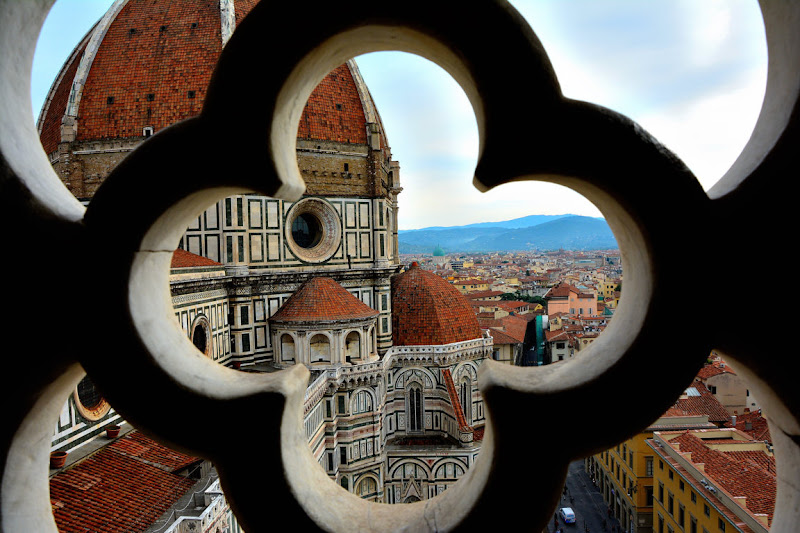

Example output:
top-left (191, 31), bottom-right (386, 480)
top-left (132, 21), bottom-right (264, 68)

top-left (559, 507), bottom-right (576, 524)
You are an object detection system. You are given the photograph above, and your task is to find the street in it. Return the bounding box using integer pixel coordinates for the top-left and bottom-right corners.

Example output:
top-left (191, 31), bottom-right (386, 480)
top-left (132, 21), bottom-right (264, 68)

top-left (548, 460), bottom-right (623, 533)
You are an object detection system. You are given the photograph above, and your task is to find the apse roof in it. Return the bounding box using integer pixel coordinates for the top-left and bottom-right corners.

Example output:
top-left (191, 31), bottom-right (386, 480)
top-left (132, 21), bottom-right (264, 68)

top-left (270, 277), bottom-right (379, 323)
top-left (392, 262), bottom-right (482, 346)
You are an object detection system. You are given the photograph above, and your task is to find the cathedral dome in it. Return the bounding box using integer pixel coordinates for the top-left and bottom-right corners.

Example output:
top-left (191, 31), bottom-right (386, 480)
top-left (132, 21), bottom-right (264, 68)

top-left (391, 262), bottom-right (482, 346)
top-left (37, 0), bottom-right (389, 157)
top-left (270, 277), bottom-right (379, 324)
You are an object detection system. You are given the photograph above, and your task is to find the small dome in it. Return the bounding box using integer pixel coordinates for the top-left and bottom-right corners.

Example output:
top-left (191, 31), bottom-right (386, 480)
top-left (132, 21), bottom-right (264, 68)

top-left (392, 263), bottom-right (482, 346)
top-left (432, 245), bottom-right (445, 257)
top-left (270, 277), bottom-right (378, 323)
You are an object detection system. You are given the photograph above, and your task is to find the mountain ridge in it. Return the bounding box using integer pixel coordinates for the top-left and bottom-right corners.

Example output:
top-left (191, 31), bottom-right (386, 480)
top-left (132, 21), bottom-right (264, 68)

top-left (398, 214), bottom-right (616, 253)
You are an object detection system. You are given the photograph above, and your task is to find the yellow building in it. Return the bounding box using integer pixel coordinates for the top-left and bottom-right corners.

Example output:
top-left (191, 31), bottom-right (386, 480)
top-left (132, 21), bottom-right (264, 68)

top-left (599, 281), bottom-right (619, 300)
top-left (452, 279), bottom-right (491, 294)
top-left (647, 429), bottom-right (775, 533)
top-left (586, 415), bottom-right (717, 533)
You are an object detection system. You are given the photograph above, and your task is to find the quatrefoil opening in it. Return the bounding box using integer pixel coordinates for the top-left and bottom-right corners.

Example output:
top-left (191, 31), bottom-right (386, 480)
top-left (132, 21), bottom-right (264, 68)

top-left (4, 1), bottom-right (797, 533)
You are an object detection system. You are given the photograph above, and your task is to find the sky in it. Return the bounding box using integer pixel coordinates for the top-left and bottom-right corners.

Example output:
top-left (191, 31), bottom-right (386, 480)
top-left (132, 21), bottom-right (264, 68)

top-left (31, 0), bottom-right (767, 230)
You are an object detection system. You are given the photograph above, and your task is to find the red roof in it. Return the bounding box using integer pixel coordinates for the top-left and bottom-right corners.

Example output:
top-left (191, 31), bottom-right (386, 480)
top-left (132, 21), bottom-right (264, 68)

top-left (486, 328), bottom-right (520, 345)
top-left (697, 359), bottom-right (737, 380)
top-left (727, 409), bottom-right (772, 443)
top-left (663, 381), bottom-right (731, 423)
top-left (669, 432), bottom-right (776, 523)
top-left (171, 248), bottom-right (222, 268)
top-left (270, 277), bottom-right (379, 323)
top-left (50, 431), bottom-right (200, 533)
top-left (392, 263), bottom-right (482, 346)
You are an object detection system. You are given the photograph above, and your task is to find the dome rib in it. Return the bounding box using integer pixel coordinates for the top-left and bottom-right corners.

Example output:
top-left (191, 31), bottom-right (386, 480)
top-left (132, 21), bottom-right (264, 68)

top-left (38, 0), bottom-right (385, 155)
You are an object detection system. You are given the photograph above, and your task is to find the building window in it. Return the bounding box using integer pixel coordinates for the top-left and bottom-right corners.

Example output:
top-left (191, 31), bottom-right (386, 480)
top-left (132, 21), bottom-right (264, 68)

top-left (704, 504), bottom-right (710, 518)
top-left (645, 486), bottom-right (654, 506)
top-left (310, 334), bottom-right (331, 363)
top-left (280, 334), bottom-right (295, 362)
top-left (690, 516), bottom-right (697, 533)
top-left (718, 519), bottom-right (725, 532)
top-left (669, 470), bottom-right (674, 480)
top-left (678, 504), bottom-right (685, 528)
top-left (339, 446), bottom-right (347, 466)
top-left (408, 386), bottom-right (423, 432)
top-left (240, 306), bottom-right (249, 325)
top-left (241, 333), bottom-right (250, 352)
top-left (679, 480), bottom-right (684, 492)
top-left (658, 482), bottom-right (664, 503)
top-left (690, 491), bottom-right (696, 504)
top-left (353, 390), bottom-right (373, 414)
top-left (668, 493), bottom-right (674, 515)
top-left (459, 378), bottom-right (472, 425)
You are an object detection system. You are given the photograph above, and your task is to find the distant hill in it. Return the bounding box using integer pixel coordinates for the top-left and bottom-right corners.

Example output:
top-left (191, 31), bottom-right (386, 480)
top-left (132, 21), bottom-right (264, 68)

top-left (405, 214), bottom-right (575, 232)
top-left (398, 215), bottom-right (616, 253)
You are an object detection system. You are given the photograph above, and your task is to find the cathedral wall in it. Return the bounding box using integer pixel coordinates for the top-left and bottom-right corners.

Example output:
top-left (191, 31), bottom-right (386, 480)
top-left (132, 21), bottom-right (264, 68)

top-left (297, 142), bottom-right (373, 197)
top-left (52, 378), bottom-right (124, 453)
top-left (172, 288), bottom-right (232, 363)
top-left (52, 143), bottom-right (137, 200)
top-left (384, 452), bottom-right (479, 504)
top-left (181, 194), bottom-right (394, 270)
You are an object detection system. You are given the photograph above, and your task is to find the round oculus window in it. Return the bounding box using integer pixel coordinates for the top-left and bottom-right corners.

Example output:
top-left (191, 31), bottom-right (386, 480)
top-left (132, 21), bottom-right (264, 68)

top-left (291, 213), bottom-right (323, 249)
top-left (285, 198), bottom-right (341, 263)
top-left (74, 375), bottom-right (111, 421)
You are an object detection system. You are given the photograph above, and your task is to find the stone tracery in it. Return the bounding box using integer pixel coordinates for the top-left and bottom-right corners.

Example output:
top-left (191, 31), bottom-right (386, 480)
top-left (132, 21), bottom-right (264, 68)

top-left (1, 1), bottom-right (799, 533)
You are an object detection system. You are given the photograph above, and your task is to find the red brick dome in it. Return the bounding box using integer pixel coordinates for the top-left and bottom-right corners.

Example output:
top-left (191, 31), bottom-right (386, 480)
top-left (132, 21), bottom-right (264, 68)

top-left (37, 0), bottom-right (384, 155)
top-left (270, 277), bottom-right (379, 323)
top-left (392, 263), bottom-right (482, 346)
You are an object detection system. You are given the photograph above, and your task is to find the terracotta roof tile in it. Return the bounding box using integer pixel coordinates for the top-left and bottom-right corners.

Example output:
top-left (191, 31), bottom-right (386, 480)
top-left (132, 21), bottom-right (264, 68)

top-left (392, 263), bottom-right (482, 346)
top-left (39, 0), bottom-right (369, 154)
top-left (50, 431), bottom-right (200, 533)
top-left (270, 277), bottom-right (378, 323)
top-left (663, 381), bottom-right (731, 423)
top-left (669, 432), bottom-right (776, 522)
top-left (486, 328), bottom-right (520, 345)
top-left (171, 248), bottom-right (222, 268)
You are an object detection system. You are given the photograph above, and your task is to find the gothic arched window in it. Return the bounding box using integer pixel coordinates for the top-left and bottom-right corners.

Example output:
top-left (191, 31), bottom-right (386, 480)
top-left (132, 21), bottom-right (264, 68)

top-left (408, 385), bottom-right (423, 432)
top-left (459, 377), bottom-right (472, 426)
